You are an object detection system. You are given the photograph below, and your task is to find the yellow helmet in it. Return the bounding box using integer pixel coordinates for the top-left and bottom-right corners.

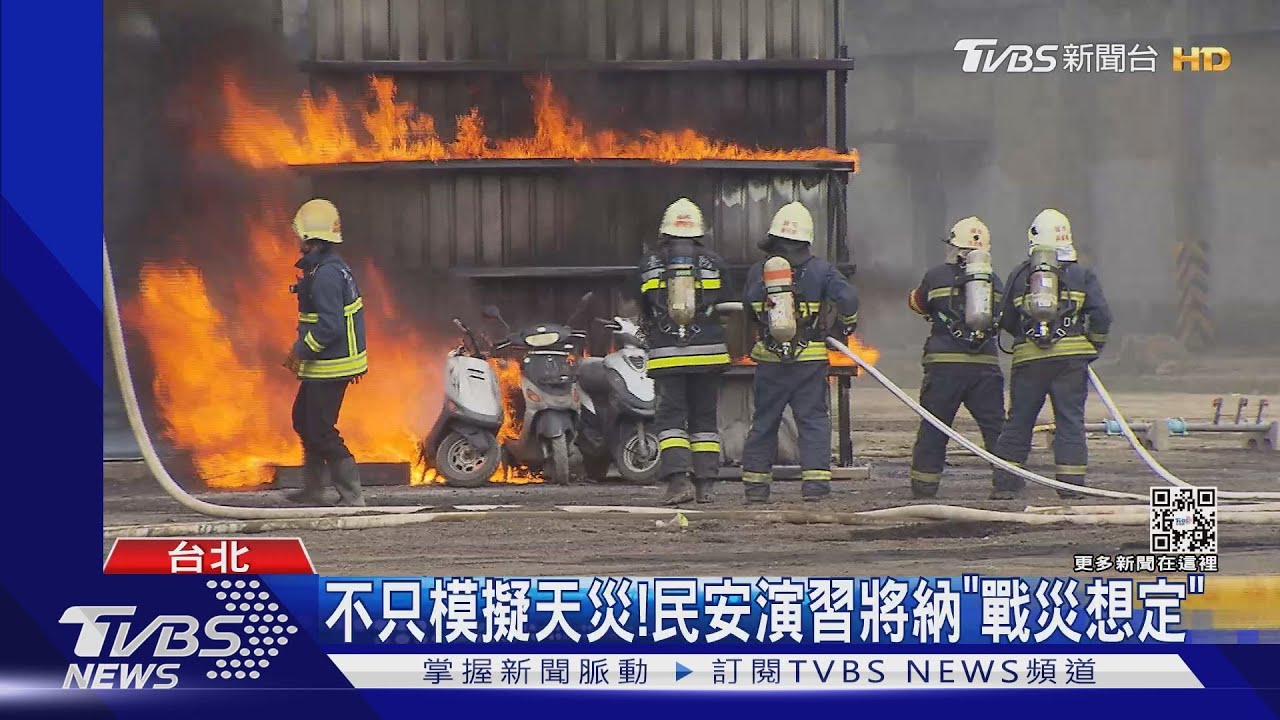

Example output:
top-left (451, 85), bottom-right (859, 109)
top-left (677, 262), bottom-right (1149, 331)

top-left (768, 201), bottom-right (815, 244)
top-left (1028, 208), bottom-right (1074, 261)
top-left (292, 198), bottom-right (343, 244)
top-left (947, 216), bottom-right (991, 252)
top-left (659, 197), bottom-right (705, 238)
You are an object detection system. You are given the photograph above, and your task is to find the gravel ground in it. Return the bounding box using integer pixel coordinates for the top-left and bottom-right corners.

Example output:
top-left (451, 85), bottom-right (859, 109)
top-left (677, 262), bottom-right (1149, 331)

top-left (103, 389), bottom-right (1280, 576)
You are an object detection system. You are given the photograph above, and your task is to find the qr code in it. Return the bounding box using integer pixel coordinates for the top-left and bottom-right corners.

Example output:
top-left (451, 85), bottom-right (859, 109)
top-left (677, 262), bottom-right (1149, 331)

top-left (1149, 487), bottom-right (1217, 554)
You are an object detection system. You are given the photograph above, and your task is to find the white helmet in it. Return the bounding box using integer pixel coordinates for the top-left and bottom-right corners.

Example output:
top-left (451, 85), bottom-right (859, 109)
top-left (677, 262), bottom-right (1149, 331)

top-left (292, 198), bottom-right (343, 244)
top-left (947, 216), bottom-right (991, 259)
top-left (768, 201), bottom-right (815, 244)
top-left (659, 197), bottom-right (705, 238)
top-left (1028, 208), bottom-right (1075, 261)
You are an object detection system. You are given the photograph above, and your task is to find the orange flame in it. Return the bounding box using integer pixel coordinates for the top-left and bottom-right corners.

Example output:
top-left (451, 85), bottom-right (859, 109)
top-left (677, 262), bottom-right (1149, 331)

top-left (220, 74), bottom-right (859, 167)
top-left (125, 207), bottom-right (446, 489)
top-left (410, 357), bottom-right (543, 486)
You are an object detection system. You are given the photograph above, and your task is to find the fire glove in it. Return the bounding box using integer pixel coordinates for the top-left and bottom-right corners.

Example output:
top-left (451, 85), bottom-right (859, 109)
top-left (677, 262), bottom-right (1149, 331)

top-left (283, 349), bottom-right (302, 375)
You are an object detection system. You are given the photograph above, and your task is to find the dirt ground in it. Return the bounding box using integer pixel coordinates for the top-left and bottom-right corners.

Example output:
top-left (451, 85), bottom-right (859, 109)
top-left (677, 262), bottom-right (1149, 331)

top-left (103, 388), bottom-right (1279, 577)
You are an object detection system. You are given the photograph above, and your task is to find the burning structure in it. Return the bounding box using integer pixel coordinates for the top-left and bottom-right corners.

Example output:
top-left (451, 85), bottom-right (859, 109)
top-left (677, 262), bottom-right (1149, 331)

top-left (109, 0), bottom-right (872, 489)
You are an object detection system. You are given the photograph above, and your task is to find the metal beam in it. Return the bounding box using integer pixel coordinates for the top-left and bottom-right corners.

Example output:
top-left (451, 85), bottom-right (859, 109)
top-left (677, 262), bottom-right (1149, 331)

top-left (451, 263), bottom-right (857, 279)
top-left (300, 59), bottom-right (857, 74)
top-left (290, 158), bottom-right (857, 174)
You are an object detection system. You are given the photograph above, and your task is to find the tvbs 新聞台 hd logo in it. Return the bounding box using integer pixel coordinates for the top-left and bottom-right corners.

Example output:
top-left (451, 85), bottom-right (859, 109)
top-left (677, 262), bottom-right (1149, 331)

top-left (59, 580), bottom-right (297, 689)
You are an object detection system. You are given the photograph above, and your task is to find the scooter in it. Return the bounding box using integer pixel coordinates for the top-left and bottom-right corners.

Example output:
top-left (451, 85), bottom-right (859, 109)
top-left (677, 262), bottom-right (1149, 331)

top-left (486, 294), bottom-right (594, 485)
top-left (421, 317), bottom-right (505, 487)
top-left (576, 316), bottom-right (659, 483)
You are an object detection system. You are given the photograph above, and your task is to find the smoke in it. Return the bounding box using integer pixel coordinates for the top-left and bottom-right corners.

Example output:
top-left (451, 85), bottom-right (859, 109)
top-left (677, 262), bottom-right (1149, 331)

top-left (104, 0), bottom-right (308, 274)
top-left (843, 1), bottom-right (1280, 359)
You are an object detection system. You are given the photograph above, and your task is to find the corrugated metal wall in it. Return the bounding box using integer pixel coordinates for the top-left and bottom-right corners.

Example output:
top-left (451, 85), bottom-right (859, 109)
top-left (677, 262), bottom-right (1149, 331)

top-left (310, 170), bottom-right (832, 269)
top-left (297, 0), bottom-right (838, 62)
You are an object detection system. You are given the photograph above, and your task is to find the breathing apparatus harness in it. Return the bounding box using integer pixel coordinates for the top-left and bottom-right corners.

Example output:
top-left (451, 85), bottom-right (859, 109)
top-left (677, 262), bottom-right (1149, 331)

top-left (760, 257), bottom-right (824, 363)
top-left (998, 244), bottom-right (1079, 354)
top-left (932, 249), bottom-right (998, 352)
top-left (644, 238), bottom-right (714, 346)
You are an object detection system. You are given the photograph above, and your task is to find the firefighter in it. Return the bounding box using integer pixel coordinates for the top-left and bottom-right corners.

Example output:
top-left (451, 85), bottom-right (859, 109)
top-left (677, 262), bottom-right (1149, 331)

top-left (741, 202), bottom-right (859, 503)
top-left (282, 198), bottom-right (368, 507)
top-left (637, 198), bottom-right (732, 505)
top-left (990, 208), bottom-right (1112, 500)
top-left (907, 217), bottom-right (1007, 498)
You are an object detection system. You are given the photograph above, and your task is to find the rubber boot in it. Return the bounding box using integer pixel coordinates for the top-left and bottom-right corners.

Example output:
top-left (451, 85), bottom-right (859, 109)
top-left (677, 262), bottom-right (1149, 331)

top-left (694, 478), bottom-right (715, 504)
top-left (801, 480), bottom-right (831, 502)
top-left (910, 479), bottom-right (939, 500)
top-left (286, 454), bottom-right (332, 506)
top-left (331, 456), bottom-right (367, 507)
top-left (989, 485), bottom-right (1023, 501)
top-left (661, 473), bottom-right (695, 506)
top-left (744, 481), bottom-right (771, 505)
top-left (1056, 477), bottom-right (1086, 500)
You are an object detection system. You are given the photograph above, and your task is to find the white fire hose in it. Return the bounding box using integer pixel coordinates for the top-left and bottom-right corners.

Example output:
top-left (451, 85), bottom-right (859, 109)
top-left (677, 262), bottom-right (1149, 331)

top-left (825, 336), bottom-right (1280, 504)
top-left (103, 237), bottom-right (1279, 536)
top-left (1086, 368), bottom-right (1280, 500)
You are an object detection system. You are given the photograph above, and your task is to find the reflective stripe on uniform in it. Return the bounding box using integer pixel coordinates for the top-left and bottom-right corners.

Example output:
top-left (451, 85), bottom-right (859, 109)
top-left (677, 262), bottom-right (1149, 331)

top-left (641, 278), bottom-right (664, 293)
top-left (742, 470), bottom-right (771, 484)
top-left (658, 428), bottom-right (691, 452)
top-left (1056, 464), bottom-right (1087, 476)
top-left (344, 297), bottom-right (364, 315)
top-left (641, 276), bottom-right (720, 293)
top-left (1012, 335), bottom-right (1097, 365)
top-left (1087, 333), bottom-right (1107, 344)
top-left (909, 469), bottom-right (942, 484)
top-left (750, 341), bottom-right (828, 363)
top-left (690, 432), bottom-right (721, 454)
top-left (841, 312), bottom-right (858, 324)
top-left (647, 343), bottom-right (731, 371)
top-left (298, 351), bottom-right (368, 379)
top-left (303, 331), bottom-right (324, 353)
top-left (299, 312), bottom-right (319, 323)
top-left (699, 278), bottom-right (722, 290)
top-left (923, 352), bottom-right (1000, 365)
top-left (928, 287), bottom-right (956, 301)
top-left (801, 469), bottom-right (832, 481)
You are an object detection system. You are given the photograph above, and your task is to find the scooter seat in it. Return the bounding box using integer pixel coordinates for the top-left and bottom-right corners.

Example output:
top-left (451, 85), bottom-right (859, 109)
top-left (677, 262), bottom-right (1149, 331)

top-left (576, 357), bottom-right (611, 394)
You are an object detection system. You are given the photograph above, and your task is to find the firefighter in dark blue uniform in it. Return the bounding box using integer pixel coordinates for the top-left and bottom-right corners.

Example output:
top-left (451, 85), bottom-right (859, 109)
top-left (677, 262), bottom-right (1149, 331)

top-left (907, 216), bottom-right (1007, 498)
top-left (741, 202), bottom-right (859, 503)
top-left (637, 198), bottom-right (732, 505)
top-left (991, 208), bottom-right (1112, 499)
top-left (282, 198), bottom-right (369, 507)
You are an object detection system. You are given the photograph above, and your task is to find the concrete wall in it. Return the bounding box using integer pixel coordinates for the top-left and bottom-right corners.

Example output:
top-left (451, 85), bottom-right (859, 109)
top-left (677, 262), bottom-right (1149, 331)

top-left (843, 0), bottom-right (1280, 353)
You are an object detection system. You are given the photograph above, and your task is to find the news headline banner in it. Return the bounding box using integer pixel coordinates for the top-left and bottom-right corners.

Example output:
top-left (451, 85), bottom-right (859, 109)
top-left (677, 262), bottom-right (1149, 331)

top-left (317, 576), bottom-right (1207, 646)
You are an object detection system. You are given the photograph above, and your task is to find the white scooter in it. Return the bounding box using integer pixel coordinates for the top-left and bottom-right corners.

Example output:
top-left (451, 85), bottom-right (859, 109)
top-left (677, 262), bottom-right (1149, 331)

top-left (421, 317), bottom-right (505, 487)
top-left (575, 316), bottom-right (659, 483)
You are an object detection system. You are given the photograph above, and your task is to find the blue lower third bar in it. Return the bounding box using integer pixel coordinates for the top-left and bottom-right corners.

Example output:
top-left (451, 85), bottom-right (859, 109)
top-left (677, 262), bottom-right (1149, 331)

top-left (326, 653), bottom-right (1202, 690)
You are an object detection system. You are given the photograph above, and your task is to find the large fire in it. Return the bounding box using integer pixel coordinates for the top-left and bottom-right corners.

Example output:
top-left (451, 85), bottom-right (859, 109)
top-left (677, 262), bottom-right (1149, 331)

top-left (124, 207), bottom-right (444, 488)
top-left (219, 74), bottom-right (859, 168)
top-left (124, 68), bottom-right (866, 490)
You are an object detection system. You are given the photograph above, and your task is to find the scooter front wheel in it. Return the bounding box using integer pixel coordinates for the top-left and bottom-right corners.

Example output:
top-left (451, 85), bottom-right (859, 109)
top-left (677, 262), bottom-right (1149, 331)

top-left (614, 422), bottom-right (660, 484)
top-left (436, 431), bottom-right (501, 488)
top-left (545, 435), bottom-right (571, 485)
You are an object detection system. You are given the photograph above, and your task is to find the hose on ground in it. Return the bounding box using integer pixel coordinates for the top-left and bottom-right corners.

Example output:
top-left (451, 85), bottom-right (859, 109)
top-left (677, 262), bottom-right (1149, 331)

top-left (101, 502), bottom-right (1280, 538)
top-left (1086, 367), bottom-right (1280, 500)
top-left (824, 337), bottom-right (1146, 501)
top-left (105, 237), bottom-right (430, 519)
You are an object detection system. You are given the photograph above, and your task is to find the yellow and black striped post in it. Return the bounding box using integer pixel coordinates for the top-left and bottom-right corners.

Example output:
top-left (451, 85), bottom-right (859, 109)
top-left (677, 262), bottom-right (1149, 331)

top-left (1174, 238), bottom-right (1213, 351)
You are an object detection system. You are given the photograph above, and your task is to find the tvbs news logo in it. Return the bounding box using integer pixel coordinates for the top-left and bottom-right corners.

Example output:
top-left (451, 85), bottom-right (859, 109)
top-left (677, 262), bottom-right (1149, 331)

top-left (59, 580), bottom-right (295, 689)
top-left (954, 39), bottom-right (1059, 73)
